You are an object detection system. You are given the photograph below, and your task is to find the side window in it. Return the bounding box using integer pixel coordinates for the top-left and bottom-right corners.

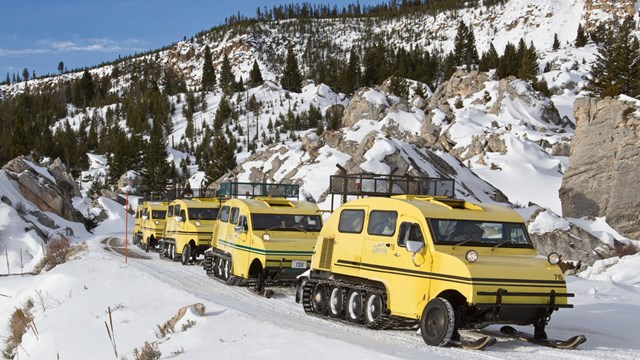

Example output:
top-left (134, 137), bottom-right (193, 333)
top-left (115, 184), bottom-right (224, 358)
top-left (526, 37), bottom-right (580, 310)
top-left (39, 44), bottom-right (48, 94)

top-left (218, 206), bottom-right (230, 222)
top-left (179, 210), bottom-right (186, 221)
top-left (230, 207), bottom-right (239, 224)
top-left (174, 205), bottom-right (181, 217)
top-left (338, 210), bottom-right (365, 233)
top-left (367, 211), bottom-right (397, 236)
top-left (238, 215), bottom-right (248, 231)
top-left (398, 222), bottom-right (424, 248)
top-left (167, 205), bottom-right (174, 217)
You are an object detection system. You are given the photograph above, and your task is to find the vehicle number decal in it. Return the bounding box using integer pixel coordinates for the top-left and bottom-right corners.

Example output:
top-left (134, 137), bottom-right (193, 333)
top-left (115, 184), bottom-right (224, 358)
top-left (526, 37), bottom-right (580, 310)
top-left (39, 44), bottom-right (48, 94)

top-left (291, 260), bottom-right (307, 269)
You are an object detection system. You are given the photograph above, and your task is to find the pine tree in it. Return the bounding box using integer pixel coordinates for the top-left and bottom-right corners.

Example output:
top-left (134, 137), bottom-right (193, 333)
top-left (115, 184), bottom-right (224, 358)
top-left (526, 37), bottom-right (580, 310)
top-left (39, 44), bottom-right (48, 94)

top-left (552, 33), bottom-right (560, 50)
top-left (588, 16), bottom-right (640, 97)
top-left (249, 59), bottom-right (264, 87)
top-left (219, 52), bottom-right (235, 96)
top-left (575, 23), bottom-right (588, 47)
top-left (201, 45), bottom-right (216, 92)
top-left (479, 43), bottom-right (499, 71)
top-left (518, 42), bottom-right (539, 81)
top-left (57, 61), bottom-right (64, 74)
top-left (140, 119), bottom-right (171, 195)
top-left (281, 43), bottom-right (302, 92)
top-left (80, 70), bottom-right (95, 107)
top-left (496, 42), bottom-right (519, 79)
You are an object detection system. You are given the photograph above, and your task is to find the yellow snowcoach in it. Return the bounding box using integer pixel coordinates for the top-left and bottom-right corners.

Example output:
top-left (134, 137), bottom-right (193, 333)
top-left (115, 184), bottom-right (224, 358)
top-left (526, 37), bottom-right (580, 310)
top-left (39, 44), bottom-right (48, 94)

top-left (299, 173), bottom-right (584, 350)
top-left (161, 198), bottom-right (222, 265)
top-left (203, 182), bottom-right (322, 293)
top-left (138, 201), bottom-right (168, 252)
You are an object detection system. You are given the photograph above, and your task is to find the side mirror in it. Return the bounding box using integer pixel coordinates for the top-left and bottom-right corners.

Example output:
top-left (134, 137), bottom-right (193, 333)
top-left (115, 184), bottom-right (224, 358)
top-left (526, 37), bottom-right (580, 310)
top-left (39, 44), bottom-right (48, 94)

top-left (175, 216), bottom-right (183, 223)
top-left (142, 215), bottom-right (148, 220)
top-left (406, 240), bottom-right (424, 253)
top-left (234, 225), bottom-right (246, 234)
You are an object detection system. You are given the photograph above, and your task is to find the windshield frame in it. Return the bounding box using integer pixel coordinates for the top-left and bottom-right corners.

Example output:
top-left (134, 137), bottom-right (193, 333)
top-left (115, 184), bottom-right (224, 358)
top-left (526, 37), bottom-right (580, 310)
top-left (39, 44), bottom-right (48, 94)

top-left (427, 218), bottom-right (534, 249)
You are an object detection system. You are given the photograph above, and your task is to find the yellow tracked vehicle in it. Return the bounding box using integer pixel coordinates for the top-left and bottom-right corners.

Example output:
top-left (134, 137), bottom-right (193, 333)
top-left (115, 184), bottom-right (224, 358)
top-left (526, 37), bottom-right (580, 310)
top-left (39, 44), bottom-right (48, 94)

top-left (138, 201), bottom-right (168, 252)
top-left (203, 182), bottom-right (322, 292)
top-left (299, 173), bottom-right (581, 349)
top-left (160, 198), bottom-right (222, 265)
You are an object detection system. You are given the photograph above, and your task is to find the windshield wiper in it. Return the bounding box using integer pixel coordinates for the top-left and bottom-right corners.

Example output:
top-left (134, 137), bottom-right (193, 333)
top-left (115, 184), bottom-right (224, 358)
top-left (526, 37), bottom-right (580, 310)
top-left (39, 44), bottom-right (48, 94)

top-left (452, 238), bottom-right (475, 249)
top-left (265, 226), bottom-right (307, 233)
top-left (492, 240), bottom-right (511, 251)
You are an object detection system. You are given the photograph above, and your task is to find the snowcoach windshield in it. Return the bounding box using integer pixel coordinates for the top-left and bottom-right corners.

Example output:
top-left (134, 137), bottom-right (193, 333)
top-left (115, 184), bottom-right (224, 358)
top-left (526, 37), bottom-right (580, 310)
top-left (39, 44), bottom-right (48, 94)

top-left (251, 214), bottom-right (322, 231)
top-left (187, 208), bottom-right (219, 221)
top-left (428, 219), bottom-right (533, 248)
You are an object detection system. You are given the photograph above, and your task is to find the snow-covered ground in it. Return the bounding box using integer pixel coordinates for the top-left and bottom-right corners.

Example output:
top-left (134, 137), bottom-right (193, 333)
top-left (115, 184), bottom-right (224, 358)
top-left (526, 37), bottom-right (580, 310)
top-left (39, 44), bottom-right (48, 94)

top-left (1, 197), bottom-right (639, 359)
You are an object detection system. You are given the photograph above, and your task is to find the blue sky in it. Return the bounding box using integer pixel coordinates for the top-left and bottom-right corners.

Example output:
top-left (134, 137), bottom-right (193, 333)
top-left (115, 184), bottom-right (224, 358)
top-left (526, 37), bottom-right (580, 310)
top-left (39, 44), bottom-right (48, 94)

top-left (0, 0), bottom-right (383, 79)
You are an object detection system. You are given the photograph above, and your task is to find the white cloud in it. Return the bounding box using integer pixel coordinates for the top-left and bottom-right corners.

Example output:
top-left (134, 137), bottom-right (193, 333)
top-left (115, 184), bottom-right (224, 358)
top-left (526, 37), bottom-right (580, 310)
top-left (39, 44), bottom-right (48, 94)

top-left (0, 38), bottom-right (144, 57)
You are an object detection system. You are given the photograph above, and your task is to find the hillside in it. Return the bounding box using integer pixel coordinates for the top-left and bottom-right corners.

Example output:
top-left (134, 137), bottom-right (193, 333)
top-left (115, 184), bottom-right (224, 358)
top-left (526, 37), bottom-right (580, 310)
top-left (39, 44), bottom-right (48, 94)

top-left (0, 0), bottom-right (639, 268)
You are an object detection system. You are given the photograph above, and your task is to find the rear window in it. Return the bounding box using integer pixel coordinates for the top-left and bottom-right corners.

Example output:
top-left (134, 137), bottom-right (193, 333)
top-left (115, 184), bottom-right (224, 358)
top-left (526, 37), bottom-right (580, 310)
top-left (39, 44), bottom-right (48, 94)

top-left (367, 211), bottom-right (397, 236)
top-left (338, 210), bottom-right (365, 233)
top-left (251, 214), bottom-right (322, 231)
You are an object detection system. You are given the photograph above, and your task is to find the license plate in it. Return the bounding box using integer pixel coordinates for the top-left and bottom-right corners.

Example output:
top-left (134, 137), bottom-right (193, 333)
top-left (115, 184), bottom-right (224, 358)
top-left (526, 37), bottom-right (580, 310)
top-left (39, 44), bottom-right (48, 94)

top-left (291, 260), bottom-right (307, 269)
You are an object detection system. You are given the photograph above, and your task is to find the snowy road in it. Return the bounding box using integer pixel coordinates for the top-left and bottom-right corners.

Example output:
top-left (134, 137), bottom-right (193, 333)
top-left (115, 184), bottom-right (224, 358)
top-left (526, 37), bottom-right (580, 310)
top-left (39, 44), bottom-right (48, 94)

top-left (105, 236), bottom-right (639, 360)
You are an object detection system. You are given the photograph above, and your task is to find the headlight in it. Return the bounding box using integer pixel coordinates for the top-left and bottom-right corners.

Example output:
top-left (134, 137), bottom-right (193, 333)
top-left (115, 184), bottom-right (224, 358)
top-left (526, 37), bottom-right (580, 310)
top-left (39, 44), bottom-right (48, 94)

top-left (465, 250), bottom-right (478, 263)
top-left (547, 252), bottom-right (561, 265)
top-left (154, 220), bottom-right (159, 225)
top-left (195, 220), bottom-right (201, 227)
top-left (262, 233), bottom-right (271, 241)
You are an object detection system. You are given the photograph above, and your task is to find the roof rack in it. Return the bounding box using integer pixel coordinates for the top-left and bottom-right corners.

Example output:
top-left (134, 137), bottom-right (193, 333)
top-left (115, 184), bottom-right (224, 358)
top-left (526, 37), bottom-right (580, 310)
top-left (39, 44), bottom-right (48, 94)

top-left (219, 182), bottom-right (300, 200)
top-left (329, 173), bottom-right (455, 210)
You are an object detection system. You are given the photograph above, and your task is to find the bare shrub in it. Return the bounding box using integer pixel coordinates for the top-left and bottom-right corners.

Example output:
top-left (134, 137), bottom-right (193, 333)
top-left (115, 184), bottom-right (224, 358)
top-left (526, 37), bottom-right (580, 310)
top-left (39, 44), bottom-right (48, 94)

top-left (132, 342), bottom-right (161, 360)
top-left (181, 319), bottom-right (196, 332)
top-left (2, 299), bottom-right (36, 359)
top-left (614, 240), bottom-right (638, 258)
top-left (33, 237), bottom-right (71, 274)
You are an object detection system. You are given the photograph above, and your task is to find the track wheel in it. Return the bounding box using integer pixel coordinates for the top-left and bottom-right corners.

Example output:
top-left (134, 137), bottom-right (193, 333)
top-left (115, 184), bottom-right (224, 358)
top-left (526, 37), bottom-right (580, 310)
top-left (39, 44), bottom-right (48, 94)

top-left (345, 289), bottom-right (363, 323)
top-left (220, 258), bottom-right (231, 281)
top-left (328, 286), bottom-right (344, 318)
top-left (364, 292), bottom-right (385, 324)
top-left (420, 297), bottom-right (455, 347)
top-left (170, 244), bottom-right (176, 260)
top-left (311, 284), bottom-right (328, 315)
top-left (181, 244), bottom-right (191, 265)
top-left (213, 256), bottom-right (222, 278)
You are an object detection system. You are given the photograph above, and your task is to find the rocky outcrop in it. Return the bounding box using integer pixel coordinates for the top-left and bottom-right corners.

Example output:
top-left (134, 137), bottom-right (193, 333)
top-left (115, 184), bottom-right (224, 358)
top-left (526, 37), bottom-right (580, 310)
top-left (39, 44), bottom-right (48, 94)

top-left (342, 89), bottom-right (388, 127)
top-left (560, 97), bottom-right (640, 239)
top-left (489, 77), bottom-right (562, 126)
top-left (583, 0), bottom-right (636, 32)
top-left (3, 156), bottom-right (85, 224)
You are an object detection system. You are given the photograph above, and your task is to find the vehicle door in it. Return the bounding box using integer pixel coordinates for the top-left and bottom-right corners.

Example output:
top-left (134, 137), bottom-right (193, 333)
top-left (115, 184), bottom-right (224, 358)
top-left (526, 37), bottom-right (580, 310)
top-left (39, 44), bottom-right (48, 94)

top-left (164, 204), bottom-right (175, 242)
top-left (361, 210), bottom-right (398, 280)
top-left (388, 215), bottom-right (432, 318)
top-left (215, 205), bottom-right (231, 249)
top-left (327, 208), bottom-right (367, 277)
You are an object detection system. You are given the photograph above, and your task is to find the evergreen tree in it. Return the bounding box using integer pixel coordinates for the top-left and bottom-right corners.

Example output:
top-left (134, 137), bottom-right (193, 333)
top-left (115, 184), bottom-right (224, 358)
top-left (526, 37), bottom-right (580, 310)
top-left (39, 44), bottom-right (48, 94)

top-left (518, 42), bottom-right (539, 81)
top-left (453, 21), bottom-right (479, 70)
top-left (57, 61), bottom-right (64, 74)
top-left (249, 59), bottom-right (264, 87)
top-left (575, 23), bottom-right (588, 47)
top-left (588, 16), bottom-right (640, 97)
top-left (22, 68), bottom-right (29, 82)
top-left (552, 33), bottom-right (560, 50)
top-left (80, 70), bottom-right (95, 107)
top-left (479, 43), bottom-right (499, 71)
top-left (140, 119), bottom-right (171, 195)
top-left (496, 42), bottom-right (519, 79)
top-left (281, 43), bottom-right (302, 92)
top-left (362, 41), bottom-right (387, 86)
top-left (219, 52), bottom-right (235, 96)
top-left (201, 45), bottom-right (216, 92)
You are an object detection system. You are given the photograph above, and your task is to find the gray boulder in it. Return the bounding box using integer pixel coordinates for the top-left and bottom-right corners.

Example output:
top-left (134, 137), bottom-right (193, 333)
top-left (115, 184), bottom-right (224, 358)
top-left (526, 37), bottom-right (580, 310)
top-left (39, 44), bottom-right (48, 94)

top-left (560, 97), bottom-right (640, 239)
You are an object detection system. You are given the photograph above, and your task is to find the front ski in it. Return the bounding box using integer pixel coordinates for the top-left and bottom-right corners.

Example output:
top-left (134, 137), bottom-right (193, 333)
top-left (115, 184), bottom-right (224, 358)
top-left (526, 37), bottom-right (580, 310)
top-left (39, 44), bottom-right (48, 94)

top-left (500, 326), bottom-right (586, 349)
top-left (448, 336), bottom-right (496, 350)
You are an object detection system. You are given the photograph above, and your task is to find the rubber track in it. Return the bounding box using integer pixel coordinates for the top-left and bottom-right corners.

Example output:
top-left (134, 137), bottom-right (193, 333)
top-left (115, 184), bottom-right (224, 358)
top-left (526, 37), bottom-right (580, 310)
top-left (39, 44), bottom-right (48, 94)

top-left (302, 278), bottom-right (418, 330)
